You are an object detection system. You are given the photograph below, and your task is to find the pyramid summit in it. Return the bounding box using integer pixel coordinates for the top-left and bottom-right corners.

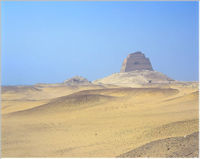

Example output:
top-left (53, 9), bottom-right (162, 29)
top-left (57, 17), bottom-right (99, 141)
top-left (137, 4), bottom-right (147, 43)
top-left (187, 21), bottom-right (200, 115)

top-left (120, 52), bottom-right (153, 72)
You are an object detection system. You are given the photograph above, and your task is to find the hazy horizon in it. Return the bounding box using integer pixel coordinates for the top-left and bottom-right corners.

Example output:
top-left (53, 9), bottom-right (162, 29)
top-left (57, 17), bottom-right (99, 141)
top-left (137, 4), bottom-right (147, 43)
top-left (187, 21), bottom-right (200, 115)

top-left (1, 1), bottom-right (199, 85)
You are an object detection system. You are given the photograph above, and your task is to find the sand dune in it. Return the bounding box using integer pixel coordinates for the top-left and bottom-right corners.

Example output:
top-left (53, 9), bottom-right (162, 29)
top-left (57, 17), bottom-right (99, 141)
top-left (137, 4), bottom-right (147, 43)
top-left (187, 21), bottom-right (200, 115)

top-left (4, 87), bottom-right (178, 116)
top-left (6, 93), bottom-right (115, 116)
top-left (2, 84), bottom-right (109, 114)
top-left (2, 83), bottom-right (199, 157)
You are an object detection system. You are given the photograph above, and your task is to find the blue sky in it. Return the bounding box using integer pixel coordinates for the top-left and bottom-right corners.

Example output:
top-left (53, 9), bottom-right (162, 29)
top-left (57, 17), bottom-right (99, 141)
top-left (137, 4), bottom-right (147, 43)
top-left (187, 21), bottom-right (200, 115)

top-left (1, 1), bottom-right (199, 85)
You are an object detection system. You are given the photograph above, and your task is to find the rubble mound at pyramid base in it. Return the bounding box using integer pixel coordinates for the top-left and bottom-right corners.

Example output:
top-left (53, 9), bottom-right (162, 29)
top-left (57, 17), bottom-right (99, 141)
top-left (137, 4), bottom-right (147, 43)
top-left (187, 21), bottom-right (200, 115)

top-left (93, 70), bottom-right (174, 86)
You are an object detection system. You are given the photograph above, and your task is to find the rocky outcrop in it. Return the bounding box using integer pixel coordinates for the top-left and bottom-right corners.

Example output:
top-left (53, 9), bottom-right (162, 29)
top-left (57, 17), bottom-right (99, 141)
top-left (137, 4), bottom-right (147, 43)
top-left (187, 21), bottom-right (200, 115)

top-left (120, 52), bottom-right (153, 72)
top-left (64, 76), bottom-right (91, 85)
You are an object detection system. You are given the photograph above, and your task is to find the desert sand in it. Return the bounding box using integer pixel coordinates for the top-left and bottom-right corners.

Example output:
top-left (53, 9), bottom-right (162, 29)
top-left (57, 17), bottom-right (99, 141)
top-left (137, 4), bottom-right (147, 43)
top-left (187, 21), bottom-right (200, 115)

top-left (1, 80), bottom-right (199, 157)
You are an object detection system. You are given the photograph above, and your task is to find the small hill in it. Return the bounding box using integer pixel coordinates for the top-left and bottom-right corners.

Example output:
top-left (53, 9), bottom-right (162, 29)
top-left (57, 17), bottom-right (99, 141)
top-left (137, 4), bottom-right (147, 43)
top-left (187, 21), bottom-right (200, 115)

top-left (64, 76), bottom-right (91, 85)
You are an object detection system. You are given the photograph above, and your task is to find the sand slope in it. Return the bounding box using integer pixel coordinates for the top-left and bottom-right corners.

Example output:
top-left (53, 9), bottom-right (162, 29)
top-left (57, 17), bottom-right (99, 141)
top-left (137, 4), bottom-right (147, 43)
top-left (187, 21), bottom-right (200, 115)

top-left (119, 131), bottom-right (199, 157)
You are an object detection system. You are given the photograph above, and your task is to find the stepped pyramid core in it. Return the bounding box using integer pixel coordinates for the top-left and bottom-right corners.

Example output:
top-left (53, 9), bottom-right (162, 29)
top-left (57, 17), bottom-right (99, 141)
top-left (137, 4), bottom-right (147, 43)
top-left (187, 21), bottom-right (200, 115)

top-left (120, 52), bottom-right (153, 72)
